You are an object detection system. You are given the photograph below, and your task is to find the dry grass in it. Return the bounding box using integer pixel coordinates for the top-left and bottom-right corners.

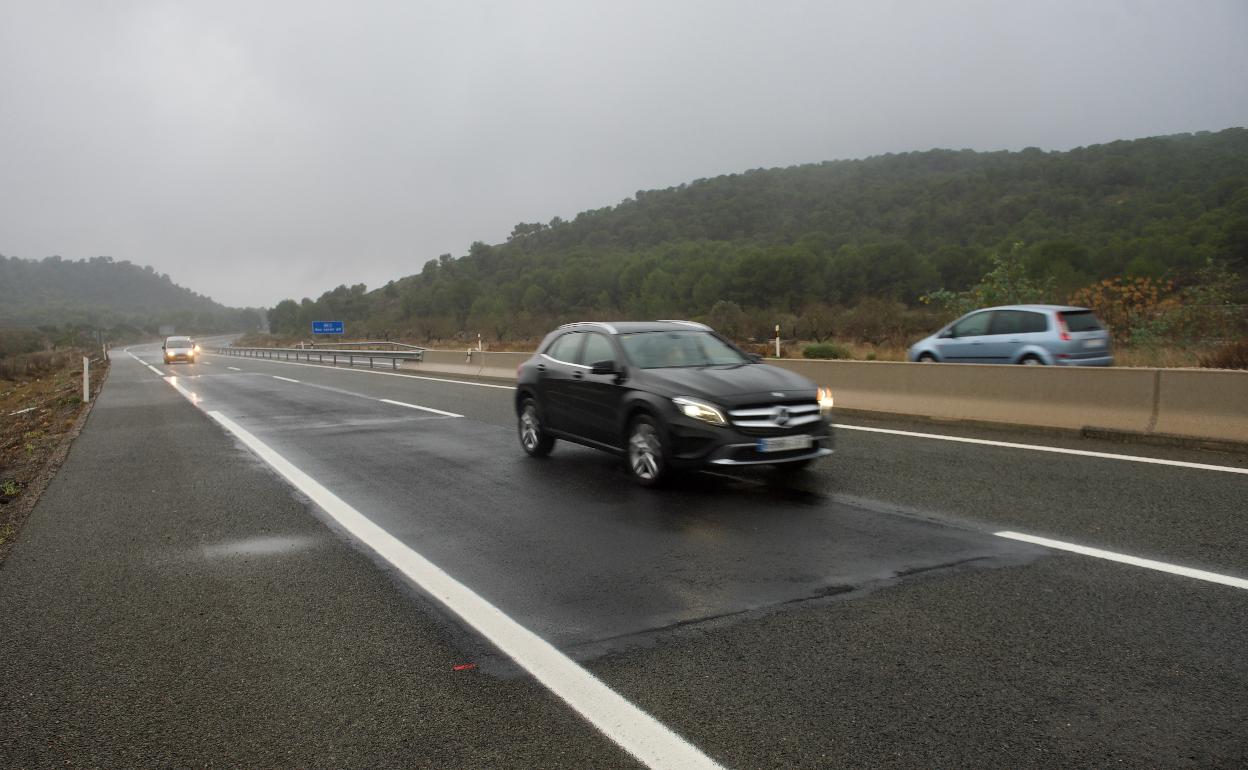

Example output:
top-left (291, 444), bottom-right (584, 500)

top-left (1198, 338), bottom-right (1248, 370)
top-left (0, 352), bottom-right (108, 548)
top-left (1112, 345), bottom-right (1209, 368)
top-left (0, 350), bottom-right (84, 380)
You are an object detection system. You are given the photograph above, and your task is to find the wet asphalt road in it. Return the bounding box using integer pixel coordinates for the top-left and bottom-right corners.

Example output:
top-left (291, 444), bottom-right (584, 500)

top-left (1, 345), bottom-right (1245, 768)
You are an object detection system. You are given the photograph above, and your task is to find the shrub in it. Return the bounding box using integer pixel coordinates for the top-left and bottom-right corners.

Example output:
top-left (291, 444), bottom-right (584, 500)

top-left (1068, 275), bottom-right (1179, 344)
top-left (802, 343), bottom-right (851, 360)
top-left (1199, 338), bottom-right (1248, 370)
top-left (0, 350), bottom-right (80, 381)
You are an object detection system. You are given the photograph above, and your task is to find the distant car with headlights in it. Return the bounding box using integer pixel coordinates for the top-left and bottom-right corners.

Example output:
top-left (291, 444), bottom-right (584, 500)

top-left (162, 336), bottom-right (199, 364)
top-left (515, 321), bottom-right (835, 486)
top-left (907, 305), bottom-right (1113, 366)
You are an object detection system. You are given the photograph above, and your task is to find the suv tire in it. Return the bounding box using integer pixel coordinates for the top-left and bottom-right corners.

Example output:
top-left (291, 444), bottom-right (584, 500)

top-left (518, 398), bottom-right (555, 457)
top-left (626, 414), bottom-right (669, 487)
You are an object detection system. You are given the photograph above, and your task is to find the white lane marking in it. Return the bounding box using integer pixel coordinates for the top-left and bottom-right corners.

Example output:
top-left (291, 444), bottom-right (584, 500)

top-left (203, 352), bottom-right (516, 390)
top-left (227, 366), bottom-right (242, 372)
top-left (379, 398), bottom-right (463, 418)
top-left (125, 350), bottom-right (162, 376)
top-left (201, 361), bottom-right (213, 365)
top-left (996, 531), bottom-right (1248, 591)
top-left (272, 375), bottom-right (300, 383)
top-left (201, 408), bottom-right (719, 770)
top-left (835, 423), bottom-right (1248, 476)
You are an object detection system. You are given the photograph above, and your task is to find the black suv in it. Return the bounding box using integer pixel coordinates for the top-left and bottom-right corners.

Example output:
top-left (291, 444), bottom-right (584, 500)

top-left (515, 321), bottom-right (835, 485)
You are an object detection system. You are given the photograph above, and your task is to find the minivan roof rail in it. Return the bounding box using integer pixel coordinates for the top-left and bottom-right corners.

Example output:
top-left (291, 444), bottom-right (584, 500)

top-left (656, 319), bottom-right (710, 329)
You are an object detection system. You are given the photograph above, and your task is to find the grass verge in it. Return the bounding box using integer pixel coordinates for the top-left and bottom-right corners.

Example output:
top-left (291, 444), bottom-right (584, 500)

top-left (0, 352), bottom-right (110, 562)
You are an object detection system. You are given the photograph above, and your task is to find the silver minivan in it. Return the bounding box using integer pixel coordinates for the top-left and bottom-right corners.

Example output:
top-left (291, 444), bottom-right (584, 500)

top-left (907, 305), bottom-right (1113, 366)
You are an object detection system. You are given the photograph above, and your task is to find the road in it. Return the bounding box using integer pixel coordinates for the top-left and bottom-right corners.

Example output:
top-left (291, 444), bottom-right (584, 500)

top-left (2, 343), bottom-right (1245, 768)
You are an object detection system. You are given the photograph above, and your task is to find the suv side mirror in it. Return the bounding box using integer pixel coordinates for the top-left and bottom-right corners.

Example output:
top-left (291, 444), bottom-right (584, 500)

top-left (590, 359), bottom-right (617, 375)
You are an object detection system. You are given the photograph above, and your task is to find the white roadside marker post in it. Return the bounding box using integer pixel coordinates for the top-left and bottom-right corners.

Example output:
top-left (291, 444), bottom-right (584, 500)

top-left (775, 324), bottom-right (781, 358)
top-left (82, 357), bottom-right (90, 403)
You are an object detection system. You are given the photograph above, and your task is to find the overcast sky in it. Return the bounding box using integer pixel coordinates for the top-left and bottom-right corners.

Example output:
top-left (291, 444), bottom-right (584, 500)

top-left (2, 1), bottom-right (1246, 307)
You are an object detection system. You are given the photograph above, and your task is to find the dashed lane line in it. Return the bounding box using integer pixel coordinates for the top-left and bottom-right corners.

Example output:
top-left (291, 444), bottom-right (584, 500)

top-left (836, 424), bottom-right (1248, 476)
top-left (378, 398), bottom-right (463, 418)
top-left (996, 531), bottom-right (1248, 591)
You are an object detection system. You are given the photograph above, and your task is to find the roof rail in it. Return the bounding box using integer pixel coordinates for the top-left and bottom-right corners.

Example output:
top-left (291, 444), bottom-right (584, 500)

top-left (656, 319), bottom-right (711, 330)
top-left (556, 321), bottom-right (619, 334)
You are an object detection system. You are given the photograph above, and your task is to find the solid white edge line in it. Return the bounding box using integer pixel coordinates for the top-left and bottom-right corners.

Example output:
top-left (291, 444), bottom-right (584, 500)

top-left (272, 375), bottom-right (300, 383)
top-left (201, 408), bottom-right (720, 770)
top-left (834, 423), bottom-right (1248, 476)
top-left (379, 398), bottom-right (463, 418)
top-left (202, 351), bottom-right (516, 390)
top-left (995, 531), bottom-right (1248, 591)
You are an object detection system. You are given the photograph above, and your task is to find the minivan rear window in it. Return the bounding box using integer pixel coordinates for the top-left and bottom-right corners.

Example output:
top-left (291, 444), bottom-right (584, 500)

top-left (1060, 311), bottom-right (1103, 332)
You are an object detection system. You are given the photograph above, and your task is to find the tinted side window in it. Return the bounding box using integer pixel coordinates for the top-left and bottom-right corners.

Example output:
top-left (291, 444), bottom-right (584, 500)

top-left (1019, 311), bottom-right (1048, 334)
top-left (952, 312), bottom-right (991, 337)
top-left (546, 333), bottom-right (582, 363)
top-left (987, 310), bottom-right (1047, 335)
top-left (578, 333), bottom-right (614, 366)
top-left (987, 311), bottom-right (1023, 335)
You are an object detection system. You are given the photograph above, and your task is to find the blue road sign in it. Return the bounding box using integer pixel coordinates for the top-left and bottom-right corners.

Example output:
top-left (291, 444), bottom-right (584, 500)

top-left (312, 321), bottom-right (344, 335)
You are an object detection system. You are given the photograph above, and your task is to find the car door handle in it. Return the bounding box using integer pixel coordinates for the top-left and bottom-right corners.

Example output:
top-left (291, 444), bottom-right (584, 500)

top-left (572, 371), bottom-right (584, 380)
top-left (537, 363), bottom-right (546, 372)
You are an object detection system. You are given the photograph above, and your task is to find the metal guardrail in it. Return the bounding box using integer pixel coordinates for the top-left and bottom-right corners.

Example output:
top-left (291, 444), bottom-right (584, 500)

top-left (214, 346), bottom-right (423, 370)
top-left (296, 340), bottom-right (426, 351)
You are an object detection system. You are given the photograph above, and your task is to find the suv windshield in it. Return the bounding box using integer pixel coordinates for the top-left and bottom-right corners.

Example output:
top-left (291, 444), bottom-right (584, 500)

top-left (618, 331), bottom-right (749, 369)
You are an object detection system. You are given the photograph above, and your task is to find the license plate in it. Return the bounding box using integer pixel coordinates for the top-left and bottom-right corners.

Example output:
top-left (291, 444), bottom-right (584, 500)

top-left (756, 435), bottom-right (813, 453)
top-left (1084, 339), bottom-right (1105, 348)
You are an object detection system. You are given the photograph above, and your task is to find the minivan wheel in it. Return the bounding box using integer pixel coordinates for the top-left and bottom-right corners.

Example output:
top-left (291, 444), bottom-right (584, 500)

top-left (627, 415), bottom-right (669, 487)
top-left (1020, 355), bottom-right (1044, 366)
top-left (518, 399), bottom-right (555, 457)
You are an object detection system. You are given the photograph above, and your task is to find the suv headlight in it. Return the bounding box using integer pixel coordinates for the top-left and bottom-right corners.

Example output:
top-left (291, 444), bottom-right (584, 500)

top-left (818, 386), bottom-right (835, 416)
top-left (672, 397), bottom-right (727, 426)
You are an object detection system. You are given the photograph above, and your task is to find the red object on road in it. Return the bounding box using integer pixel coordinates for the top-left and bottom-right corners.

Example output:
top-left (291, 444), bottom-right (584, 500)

top-left (452, 663), bottom-right (477, 671)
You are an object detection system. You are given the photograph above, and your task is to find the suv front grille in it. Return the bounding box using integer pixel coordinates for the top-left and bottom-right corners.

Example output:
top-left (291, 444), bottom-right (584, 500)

top-left (728, 402), bottom-right (821, 433)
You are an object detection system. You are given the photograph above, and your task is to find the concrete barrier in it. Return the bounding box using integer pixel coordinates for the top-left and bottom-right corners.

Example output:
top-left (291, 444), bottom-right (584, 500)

top-left (393, 349), bottom-right (1246, 446)
top-left (399, 349), bottom-right (482, 377)
top-left (477, 351), bottom-right (530, 379)
top-left (765, 359), bottom-right (1160, 434)
top-left (399, 350), bottom-right (531, 380)
top-left (1153, 369), bottom-right (1248, 443)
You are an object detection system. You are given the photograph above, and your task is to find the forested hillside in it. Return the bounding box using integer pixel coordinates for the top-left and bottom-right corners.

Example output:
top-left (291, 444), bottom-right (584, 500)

top-left (0, 255), bottom-right (263, 338)
top-left (269, 128), bottom-right (1248, 343)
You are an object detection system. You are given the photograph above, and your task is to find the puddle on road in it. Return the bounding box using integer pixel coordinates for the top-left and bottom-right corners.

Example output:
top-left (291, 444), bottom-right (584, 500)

top-left (200, 535), bottom-right (319, 559)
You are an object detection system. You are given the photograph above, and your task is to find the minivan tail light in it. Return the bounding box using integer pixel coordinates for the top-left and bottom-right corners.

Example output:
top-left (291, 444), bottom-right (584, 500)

top-left (1057, 315), bottom-right (1071, 341)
